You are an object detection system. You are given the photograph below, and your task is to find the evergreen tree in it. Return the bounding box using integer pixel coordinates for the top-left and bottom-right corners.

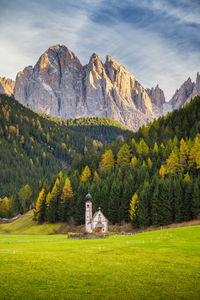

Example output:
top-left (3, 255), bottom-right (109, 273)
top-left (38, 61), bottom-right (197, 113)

top-left (191, 180), bottom-right (200, 219)
top-left (189, 136), bottom-right (200, 169)
top-left (129, 193), bottom-right (139, 226)
top-left (159, 180), bottom-right (172, 225)
top-left (151, 179), bottom-right (160, 225)
top-left (180, 138), bottom-right (189, 170)
top-left (93, 171), bottom-right (99, 181)
top-left (34, 188), bottom-right (46, 223)
top-left (138, 181), bottom-right (150, 227)
top-left (99, 149), bottom-right (115, 172)
top-left (131, 156), bottom-right (137, 166)
top-left (108, 178), bottom-right (122, 224)
top-left (17, 184), bottom-right (32, 213)
top-left (59, 177), bottom-right (73, 222)
top-left (46, 178), bottom-right (61, 223)
top-left (117, 143), bottom-right (131, 167)
top-left (183, 181), bottom-right (193, 221)
top-left (81, 166), bottom-right (91, 183)
top-left (137, 138), bottom-right (149, 155)
top-left (173, 178), bottom-right (183, 223)
top-left (165, 150), bottom-right (183, 175)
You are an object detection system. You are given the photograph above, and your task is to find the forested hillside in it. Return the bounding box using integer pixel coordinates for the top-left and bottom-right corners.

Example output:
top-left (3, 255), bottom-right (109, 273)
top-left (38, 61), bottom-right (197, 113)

top-left (0, 94), bottom-right (130, 217)
top-left (65, 117), bottom-right (130, 143)
top-left (34, 97), bottom-right (200, 227)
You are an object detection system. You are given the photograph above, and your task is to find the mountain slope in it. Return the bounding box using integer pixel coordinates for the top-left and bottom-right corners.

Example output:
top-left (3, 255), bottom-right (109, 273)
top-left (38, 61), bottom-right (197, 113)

top-left (0, 94), bottom-right (131, 198)
top-left (13, 44), bottom-right (158, 131)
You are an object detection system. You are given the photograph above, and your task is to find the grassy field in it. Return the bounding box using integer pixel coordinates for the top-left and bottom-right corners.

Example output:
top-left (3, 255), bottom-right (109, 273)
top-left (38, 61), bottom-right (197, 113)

top-left (0, 211), bottom-right (65, 234)
top-left (0, 226), bottom-right (200, 299)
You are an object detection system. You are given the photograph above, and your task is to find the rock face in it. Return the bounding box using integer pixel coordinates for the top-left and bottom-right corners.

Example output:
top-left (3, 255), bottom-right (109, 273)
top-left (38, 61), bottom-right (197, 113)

top-left (190, 72), bottom-right (200, 100)
top-left (169, 77), bottom-right (195, 110)
top-left (0, 77), bottom-right (15, 96)
top-left (146, 85), bottom-right (165, 109)
top-left (169, 73), bottom-right (200, 110)
top-left (14, 44), bottom-right (157, 131)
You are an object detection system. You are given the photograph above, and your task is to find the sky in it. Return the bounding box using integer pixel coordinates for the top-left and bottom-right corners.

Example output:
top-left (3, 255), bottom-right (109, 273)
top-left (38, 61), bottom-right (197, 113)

top-left (0, 0), bottom-right (199, 100)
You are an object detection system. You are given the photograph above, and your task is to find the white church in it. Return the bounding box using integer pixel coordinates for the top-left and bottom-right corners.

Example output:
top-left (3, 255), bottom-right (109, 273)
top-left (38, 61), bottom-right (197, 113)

top-left (85, 193), bottom-right (108, 233)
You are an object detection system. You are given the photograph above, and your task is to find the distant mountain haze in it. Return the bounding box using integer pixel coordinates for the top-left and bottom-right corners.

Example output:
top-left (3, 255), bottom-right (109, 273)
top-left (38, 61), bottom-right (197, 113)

top-left (0, 45), bottom-right (199, 131)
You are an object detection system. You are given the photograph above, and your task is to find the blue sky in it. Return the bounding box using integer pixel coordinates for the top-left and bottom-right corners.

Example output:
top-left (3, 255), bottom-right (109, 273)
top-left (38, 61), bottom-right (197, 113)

top-left (0, 0), bottom-right (199, 100)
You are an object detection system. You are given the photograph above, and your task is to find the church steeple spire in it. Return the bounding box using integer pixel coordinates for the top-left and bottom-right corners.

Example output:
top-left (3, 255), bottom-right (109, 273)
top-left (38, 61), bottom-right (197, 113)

top-left (85, 193), bottom-right (92, 232)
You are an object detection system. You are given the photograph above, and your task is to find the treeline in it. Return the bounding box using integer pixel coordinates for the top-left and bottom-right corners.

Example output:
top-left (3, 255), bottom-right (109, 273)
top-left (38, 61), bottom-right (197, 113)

top-left (129, 97), bottom-right (200, 146)
top-left (34, 96), bottom-right (200, 226)
top-left (65, 117), bottom-right (130, 144)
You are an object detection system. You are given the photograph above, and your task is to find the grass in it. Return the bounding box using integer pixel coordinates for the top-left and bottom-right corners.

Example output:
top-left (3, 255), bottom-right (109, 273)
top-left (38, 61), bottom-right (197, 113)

top-left (0, 211), bottom-right (64, 234)
top-left (0, 226), bottom-right (200, 299)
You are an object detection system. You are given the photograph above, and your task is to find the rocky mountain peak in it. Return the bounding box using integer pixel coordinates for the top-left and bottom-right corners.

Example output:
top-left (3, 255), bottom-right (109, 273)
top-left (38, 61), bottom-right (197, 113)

top-left (89, 53), bottom-right (100, 61)
top-left (0, 76), bottom-right (15, 96)
top-left (105, 55), bottom-right (121, 69)
top-left (88, 53), bottom-right (104, 75)
top-left (145, 84), bottom-right (165, 110)
top-left (11, 44), bottom-right (161, 131)
top-left (169, 77), bottom-right (195, 110)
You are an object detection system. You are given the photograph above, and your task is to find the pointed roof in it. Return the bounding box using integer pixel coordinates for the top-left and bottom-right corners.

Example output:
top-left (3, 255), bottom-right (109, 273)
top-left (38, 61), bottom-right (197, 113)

top-left (92, 209), bottom-right (108, 221)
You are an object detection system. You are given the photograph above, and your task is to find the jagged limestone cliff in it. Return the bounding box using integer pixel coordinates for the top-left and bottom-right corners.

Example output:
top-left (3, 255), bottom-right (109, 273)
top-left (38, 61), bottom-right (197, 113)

top-left (14, 44), bottom-right (157, 131)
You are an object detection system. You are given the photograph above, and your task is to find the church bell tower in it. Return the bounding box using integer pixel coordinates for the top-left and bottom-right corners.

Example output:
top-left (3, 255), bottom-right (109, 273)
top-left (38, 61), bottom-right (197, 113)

top-left (85, 193), bottom-right (92, 233)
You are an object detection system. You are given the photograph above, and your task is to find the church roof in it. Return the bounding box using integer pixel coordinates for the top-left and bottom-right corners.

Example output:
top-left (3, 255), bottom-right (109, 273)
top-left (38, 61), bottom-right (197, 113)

top-left (85, 193), bottom-right (92, 201)
top-left (92, 210), bottom-right (108, 221)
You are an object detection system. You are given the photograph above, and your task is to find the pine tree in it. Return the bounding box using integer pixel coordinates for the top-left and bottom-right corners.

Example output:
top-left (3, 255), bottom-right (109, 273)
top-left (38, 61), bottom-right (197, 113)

top-left (159, 180), bottom-right (172, 225)
top-left (99, 149), bottom-right (114, 172)
top-left (81, 166), bottom-right (91, 183)
top-left (131, 156), bottom-right (137, 166)
top-left (183, 181), bottom-right (193, 221)
top-left (153, 142), bottom-right (159, 154)
top-left (184, 172), bottom-right (191, 182)
top-left (173, 178), bottom-right (183, 223)
top-left (93, 171), bottom-right (99, 181)
top-left (34, 188), bottom-right (46, 223)
top-left (165, 149), bottom-right (183, 175)
top-left (108, 178), bottom-right (122, 224)
top-left (137, 138), bottom-right (149, 155)
top-left (129, 193), bottom-right (139, 225)
top-left (117, 143), bottom-right (131, 167)
top-left (180, 138), bottom-right (189, 170)
top-left (46, 178), bottom-right (61, 223)
top-left (151, 179), bottom-right (160, 225)
top-left (138, 182), bottom-right (150, 227)
top-left (147, 157), bottom-right (152, 168)
top-left (17, 184), bottom-right (32, 213)
top-left (159, 165), bottom-right (166, 179)
top-left (189, 135), bottom-right (200, 169)
top-left (191, 180), bottom-right (200, 219)
top-left (59, 177), bottom-right (73, 222)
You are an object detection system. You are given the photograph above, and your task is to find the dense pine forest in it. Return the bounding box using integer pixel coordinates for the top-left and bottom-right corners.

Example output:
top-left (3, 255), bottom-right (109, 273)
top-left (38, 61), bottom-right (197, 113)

top-left (34, 97), bottom-right (200, 227)
top-left (0, 94), bottom-right (129, 217)
top-left (1, 94), bottom-right (200, 227)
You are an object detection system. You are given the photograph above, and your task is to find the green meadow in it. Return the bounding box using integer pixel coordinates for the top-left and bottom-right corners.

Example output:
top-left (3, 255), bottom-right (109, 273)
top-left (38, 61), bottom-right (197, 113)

top-left (0, 226), bottom-right (200, 299)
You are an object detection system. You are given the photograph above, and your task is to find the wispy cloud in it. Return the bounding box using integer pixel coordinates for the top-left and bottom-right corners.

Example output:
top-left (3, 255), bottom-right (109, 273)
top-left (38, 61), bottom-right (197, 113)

top-left (0, 0), bottom-right (199, 100)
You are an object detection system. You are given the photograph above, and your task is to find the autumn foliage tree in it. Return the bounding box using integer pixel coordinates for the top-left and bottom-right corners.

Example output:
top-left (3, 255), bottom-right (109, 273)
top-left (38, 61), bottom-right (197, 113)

top-left (34, 188), bottom-right (46, 223)
top-left (99, 149), bottom-right (114, 172)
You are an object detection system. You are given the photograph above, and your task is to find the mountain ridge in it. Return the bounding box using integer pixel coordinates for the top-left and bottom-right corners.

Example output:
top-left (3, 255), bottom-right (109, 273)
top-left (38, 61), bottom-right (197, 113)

top-left (1, 44), bottom-right (200, 130)
top-left (13, 44), bottom-right (157, 131)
